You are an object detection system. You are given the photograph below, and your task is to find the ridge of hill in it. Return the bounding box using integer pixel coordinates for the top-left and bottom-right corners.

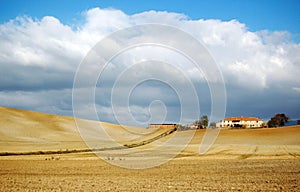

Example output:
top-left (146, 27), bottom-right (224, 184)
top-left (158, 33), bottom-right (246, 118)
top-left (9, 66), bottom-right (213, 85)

top-left (0, 106), bottom-right (170, 153)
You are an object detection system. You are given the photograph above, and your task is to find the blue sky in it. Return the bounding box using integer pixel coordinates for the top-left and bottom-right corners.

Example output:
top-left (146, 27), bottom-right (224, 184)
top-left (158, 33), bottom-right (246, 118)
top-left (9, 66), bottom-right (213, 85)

top-left (1, 0), bottom-right (299, 33)
top-left (0, 0), bottom-right (300, 125)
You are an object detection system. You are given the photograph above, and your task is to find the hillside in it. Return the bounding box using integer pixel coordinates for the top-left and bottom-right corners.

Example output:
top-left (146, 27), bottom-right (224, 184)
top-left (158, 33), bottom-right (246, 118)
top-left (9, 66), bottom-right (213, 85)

top-left (0, 106), bottom-right (164, 153)
top-left (0, 106), bottom-right (300, 160)
top-left (180, 126), bottom-right (300, 159)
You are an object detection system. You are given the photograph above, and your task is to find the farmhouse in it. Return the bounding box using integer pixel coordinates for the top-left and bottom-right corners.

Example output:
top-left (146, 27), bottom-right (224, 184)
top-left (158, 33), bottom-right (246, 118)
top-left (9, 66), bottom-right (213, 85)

top-left (148, 124), bottom-right (177, 129)
top-left (216, 117), bottom-right (264, 128)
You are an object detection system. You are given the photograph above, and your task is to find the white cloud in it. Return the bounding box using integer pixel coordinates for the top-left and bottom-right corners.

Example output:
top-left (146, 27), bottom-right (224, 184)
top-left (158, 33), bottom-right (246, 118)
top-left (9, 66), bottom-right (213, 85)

top-left (0, 7), bottom-right (300, 124)
top-left (293, 87), bottom-right (300, 93)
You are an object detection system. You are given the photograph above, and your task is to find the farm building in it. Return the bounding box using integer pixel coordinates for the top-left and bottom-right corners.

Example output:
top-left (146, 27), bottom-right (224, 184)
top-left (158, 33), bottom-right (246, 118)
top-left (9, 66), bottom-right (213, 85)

top-left (148, 124), bottom-right (177, 129)
top-left (216, 117), bottom-right (264, 128)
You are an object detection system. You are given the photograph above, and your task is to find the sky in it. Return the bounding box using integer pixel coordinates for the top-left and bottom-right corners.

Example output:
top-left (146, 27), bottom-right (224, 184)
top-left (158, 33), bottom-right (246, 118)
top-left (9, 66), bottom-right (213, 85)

top-left (1, 0), bottom-right (300, 33)
top-left (0, 0), bottom-right (300, 126)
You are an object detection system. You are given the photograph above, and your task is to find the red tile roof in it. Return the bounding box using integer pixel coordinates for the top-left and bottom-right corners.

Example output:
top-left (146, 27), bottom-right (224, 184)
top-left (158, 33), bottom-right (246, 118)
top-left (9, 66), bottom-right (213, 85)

top-left (223, 117), bottom-right (262, 121)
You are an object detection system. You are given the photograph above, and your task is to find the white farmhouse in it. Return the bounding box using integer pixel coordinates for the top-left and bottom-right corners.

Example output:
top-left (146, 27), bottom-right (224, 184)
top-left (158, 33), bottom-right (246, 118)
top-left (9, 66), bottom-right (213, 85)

top-left (216, 117), bottom-right (264, 128)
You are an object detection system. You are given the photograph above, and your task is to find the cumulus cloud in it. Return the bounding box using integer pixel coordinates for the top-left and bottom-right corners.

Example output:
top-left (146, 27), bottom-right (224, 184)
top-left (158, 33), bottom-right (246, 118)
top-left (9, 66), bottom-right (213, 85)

top-left (0, 7), bottom-right (299, 125)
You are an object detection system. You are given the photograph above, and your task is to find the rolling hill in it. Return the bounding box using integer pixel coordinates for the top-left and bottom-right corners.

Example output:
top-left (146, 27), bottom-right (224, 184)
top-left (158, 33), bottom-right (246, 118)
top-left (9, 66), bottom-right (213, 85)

top-left (0, 106), bottom-right (299, 160)
top-left (0, 106), bottom-right (166, 153)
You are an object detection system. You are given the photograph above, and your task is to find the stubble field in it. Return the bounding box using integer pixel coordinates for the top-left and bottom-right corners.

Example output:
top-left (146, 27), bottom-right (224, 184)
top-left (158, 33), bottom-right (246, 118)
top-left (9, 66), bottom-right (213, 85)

top-left (0, 106), bottom-right (299, 191)
top-left (0, 159), bottom-right (299, 191)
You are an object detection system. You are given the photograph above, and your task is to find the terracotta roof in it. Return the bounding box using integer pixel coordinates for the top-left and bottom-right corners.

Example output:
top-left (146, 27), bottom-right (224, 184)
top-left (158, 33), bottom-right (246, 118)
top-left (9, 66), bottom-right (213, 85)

top-left (223, 117), bottom-right (262, 121)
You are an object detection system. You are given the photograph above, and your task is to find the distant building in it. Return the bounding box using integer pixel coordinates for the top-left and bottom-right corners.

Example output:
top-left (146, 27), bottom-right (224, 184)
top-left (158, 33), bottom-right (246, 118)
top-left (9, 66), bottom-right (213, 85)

top-left (216, 117), bottom-right (264, 128)
top-left (189, 124), bottom-right (199, 129)
top-left (148, 124), bottom-right (177, 129)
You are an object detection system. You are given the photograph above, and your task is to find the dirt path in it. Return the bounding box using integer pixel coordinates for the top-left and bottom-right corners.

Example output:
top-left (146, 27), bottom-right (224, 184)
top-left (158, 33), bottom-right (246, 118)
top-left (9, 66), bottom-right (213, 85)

top-left (0, 159), bottom-right (299, 191)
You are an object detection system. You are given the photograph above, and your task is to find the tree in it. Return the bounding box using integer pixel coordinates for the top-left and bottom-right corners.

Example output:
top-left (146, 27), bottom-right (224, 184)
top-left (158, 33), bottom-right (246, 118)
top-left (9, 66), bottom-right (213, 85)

top-left (194, 115), bottom-right (209, 129)
top-left (200, 115), bottom-right (209, 128)
top-left (267, 113), bottom-right (289, 127)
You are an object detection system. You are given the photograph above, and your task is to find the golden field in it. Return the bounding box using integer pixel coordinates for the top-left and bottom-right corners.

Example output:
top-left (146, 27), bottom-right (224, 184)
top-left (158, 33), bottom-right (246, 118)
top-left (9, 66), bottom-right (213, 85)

top-left (0, 106), bottom-right (299, 191)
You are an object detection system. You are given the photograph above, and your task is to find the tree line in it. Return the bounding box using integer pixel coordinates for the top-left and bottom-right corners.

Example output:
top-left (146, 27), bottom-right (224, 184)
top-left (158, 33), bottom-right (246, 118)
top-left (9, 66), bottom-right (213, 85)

top-left (267, 113), bottom-right (289, 127)
top-left (178, 113), bottom-right (298, 130)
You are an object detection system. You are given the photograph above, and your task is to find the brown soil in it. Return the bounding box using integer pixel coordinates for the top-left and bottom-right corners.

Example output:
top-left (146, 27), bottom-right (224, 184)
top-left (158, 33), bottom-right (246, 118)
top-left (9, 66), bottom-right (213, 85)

top-left (0, 159), bottom-right (299, 191)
